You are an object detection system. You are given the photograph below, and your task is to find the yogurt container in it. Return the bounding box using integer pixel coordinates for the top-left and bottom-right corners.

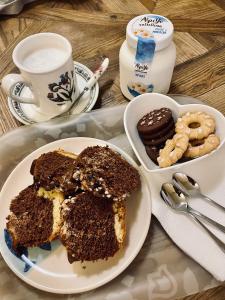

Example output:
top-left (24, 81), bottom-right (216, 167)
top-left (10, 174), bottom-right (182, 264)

top-left (119, 14), bottom-right (176, 100)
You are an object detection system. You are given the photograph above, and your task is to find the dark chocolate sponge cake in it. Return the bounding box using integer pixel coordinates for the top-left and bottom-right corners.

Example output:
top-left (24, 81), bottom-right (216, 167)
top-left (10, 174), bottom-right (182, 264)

top-left (60, 191), bottom-right (126, 263)
top-left (73, 146), bottom-right (140, 200)
top-left (31, 149), bottom-right (79, 195)
top-left (6, 185), bottom-right (64, 249)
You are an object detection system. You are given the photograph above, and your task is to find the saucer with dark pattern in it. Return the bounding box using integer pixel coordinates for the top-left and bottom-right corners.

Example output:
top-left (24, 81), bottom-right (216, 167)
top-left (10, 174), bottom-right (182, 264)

top-left (7, 62), bottom-right (99, 125)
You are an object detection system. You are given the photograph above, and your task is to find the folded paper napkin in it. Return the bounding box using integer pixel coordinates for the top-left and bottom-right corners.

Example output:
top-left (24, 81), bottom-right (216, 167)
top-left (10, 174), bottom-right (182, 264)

top-left (111, 134), bottom-right (225, 281)
top-left (144, 144), bottom-right (225, 281)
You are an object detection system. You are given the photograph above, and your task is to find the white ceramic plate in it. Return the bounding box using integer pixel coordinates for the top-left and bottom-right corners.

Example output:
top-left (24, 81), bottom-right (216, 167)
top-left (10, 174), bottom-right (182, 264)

top-left (124, 93), bottom-right (225, 173)
top-left (0, 137), bottom-right (151, 294)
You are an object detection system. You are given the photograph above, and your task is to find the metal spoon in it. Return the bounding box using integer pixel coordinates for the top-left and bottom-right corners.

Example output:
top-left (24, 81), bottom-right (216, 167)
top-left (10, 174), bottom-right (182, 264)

top-left (172, 172), bottom-right (225, 212)
top-left (160, 183), bottom-right (225, 252)
top-left (161, 183), bottom-right (225, 233)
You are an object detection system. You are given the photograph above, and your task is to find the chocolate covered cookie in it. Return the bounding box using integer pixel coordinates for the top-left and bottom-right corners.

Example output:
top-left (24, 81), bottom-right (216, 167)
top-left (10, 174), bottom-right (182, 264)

top-left (145, 145), bottom-right (160, 165)
top-left (142, 127), bottom-right (175, 146)
top-left (140, 119), bottom-right (174, 140)
top-left (137, 108), bottom-right (172, 136)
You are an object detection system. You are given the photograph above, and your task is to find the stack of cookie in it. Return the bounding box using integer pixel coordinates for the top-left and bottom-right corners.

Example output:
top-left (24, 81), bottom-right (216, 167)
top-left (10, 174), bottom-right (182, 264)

top-left (137, 108), bottom-right (175, 164)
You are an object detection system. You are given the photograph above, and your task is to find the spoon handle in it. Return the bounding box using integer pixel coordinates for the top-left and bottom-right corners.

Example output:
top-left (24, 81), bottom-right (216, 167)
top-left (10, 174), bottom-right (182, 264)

top-left (201, 193), bottom-right (225, 212)
top-left (188, 207), bottom-right (225, 233)
top-left (190, 214), bottom-right (225, 253)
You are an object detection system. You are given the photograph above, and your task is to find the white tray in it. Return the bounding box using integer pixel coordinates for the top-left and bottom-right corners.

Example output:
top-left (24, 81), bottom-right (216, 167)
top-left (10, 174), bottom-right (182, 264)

top-left (0, 95), bottom-right (219, 299)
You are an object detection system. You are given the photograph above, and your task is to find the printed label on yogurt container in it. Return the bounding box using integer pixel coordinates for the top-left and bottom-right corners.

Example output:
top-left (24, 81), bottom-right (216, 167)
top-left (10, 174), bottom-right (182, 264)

top-left (127, 15), bottom-right (169, 97)
top-left (134, 15), bottom-right (169, 35)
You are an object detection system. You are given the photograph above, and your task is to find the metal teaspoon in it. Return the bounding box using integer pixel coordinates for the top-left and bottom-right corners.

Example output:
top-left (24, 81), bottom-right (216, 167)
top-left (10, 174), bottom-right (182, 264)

top-left (160, 183), bottom-right (225, 252)
top-left (161, 183), bottom-right (225, 233)
top-left (172, 172), bottom-right (225, 212)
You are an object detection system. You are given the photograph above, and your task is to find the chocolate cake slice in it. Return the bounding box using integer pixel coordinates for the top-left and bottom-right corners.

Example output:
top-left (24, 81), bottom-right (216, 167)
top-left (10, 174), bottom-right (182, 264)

top-left (60, 191), bottom-right (126, 263)
top-left (31, 149), bottom-right (79, 196)
top-left (73, 146), bottom-right (141, 200)
top-left (6, 185), bottom-right (64, 249)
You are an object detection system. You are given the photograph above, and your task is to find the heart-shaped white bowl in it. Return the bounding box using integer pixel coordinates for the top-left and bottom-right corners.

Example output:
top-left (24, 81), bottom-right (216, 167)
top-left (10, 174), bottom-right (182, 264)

top-left (124, 93), bottom-right (225, 173)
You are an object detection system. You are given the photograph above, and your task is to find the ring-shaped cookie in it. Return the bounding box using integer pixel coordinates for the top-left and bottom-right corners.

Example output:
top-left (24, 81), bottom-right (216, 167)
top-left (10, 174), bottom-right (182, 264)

top-left (184, 134), bottom-right (220, 158)
top-left (175, 112), bottom-right (215, 140)
top-left (157, 133), bottom-right (189, 168)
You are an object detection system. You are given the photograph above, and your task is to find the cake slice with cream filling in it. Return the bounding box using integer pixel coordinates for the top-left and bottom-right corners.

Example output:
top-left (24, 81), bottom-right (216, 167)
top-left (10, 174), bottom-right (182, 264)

top-left (73, 146), bottom-right (141, 201)
top-left (60, 191), bottom-right (126, 263)
top-left (30, 149), bottom-right (80, 196)
top-left (6, 185), bottom-right (64, 249)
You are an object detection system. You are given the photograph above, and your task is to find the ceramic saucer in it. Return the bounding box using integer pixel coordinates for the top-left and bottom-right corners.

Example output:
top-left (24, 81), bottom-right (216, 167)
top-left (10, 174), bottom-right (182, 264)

top-left (7, 62), bottom-right (99, 125)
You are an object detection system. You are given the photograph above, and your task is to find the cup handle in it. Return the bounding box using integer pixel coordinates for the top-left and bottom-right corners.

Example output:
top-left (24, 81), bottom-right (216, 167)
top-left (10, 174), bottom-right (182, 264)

top-left (1, 73), bottom-right (38, 105)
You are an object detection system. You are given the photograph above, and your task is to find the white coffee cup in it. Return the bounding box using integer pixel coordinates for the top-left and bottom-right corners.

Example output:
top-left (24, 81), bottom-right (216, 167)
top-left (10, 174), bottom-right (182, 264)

top-left (1, 32), bottom-right (79, 118)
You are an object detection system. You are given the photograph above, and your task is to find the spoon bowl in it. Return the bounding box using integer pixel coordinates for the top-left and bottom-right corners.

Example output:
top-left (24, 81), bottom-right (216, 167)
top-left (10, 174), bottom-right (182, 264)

top-left (173, 172), bottom-right (202, 196)
top-left (161, 183), bottom-right (187, 212)
top-left (172, 172), bottom-right (225, 211)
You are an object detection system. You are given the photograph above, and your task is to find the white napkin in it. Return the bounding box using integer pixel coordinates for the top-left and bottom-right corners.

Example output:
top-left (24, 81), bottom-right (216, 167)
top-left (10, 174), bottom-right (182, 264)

top-left (110, 134), bottom-right (225, 281)
top-left (143, 144), bottom-right (225, 281)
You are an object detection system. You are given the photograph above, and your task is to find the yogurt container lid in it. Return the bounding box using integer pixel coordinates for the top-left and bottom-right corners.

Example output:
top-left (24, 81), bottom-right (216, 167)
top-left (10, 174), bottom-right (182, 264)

top-left (126, 14), bottom-right (174, 51)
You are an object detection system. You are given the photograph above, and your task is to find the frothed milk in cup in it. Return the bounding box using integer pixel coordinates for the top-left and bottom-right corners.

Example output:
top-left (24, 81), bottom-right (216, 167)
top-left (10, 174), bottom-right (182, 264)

top-left (22, 48), bottom-right (68, 73)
